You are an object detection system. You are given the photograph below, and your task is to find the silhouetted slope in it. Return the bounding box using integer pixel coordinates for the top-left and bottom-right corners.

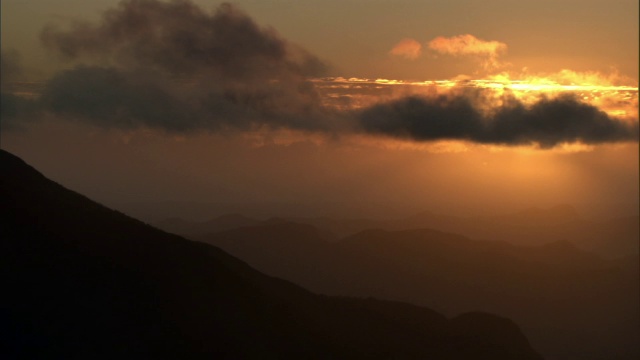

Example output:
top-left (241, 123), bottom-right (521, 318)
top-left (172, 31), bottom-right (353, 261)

top-left (156, 213), bottom-right (261, 237)
top-left (155, 215), bottom-right (339, 241)
top-left (203, 225), bottom-right (639, 360)
top-left (208, 222), bottom-right (340, 288)
top-left (0, 149), bottom-right (542, 360)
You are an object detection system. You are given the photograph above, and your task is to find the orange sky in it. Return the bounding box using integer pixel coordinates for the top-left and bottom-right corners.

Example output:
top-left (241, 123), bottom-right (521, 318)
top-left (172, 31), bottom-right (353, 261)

top-left (1, 0), bottom-right (638, 218)
top-left (2, 0), bottom-right (638, 80)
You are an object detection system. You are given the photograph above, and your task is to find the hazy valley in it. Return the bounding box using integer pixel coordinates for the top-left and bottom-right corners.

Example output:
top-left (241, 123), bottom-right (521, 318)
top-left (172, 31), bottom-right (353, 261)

top-left (2, 1), bottom-right (638, 359)
top-left (152, 209), bottom-right (639, 359)
top-left (1, 149), bottom-right (546, 359)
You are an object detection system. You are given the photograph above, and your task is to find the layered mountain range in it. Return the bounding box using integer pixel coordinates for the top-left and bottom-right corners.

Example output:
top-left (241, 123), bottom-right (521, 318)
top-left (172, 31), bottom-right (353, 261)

top-left (173, 216), bottom-right (639, 359)
top-left (1, 149), bottom-right (542, 359)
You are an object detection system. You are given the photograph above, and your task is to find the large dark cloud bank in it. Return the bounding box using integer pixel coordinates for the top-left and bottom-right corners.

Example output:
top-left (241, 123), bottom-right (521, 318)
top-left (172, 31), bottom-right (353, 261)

top-left (1, 0), bottom-right (637, 148)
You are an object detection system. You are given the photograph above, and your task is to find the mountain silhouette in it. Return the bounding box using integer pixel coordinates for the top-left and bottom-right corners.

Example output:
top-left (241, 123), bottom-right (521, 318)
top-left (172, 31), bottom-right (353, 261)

top-left (202, 224), bottom-right (639, 360)
top-left (0, 149), bottom-right (543, 359)
top-left (273, 207), bottom-right (637, 258)
top-left (160, 202), bottom-right (638, 259)
top-left (156, 213), bottom-right (261, 237)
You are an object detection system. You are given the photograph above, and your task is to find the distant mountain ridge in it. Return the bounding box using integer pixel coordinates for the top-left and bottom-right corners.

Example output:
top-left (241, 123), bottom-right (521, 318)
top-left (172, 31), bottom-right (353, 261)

top-left (201, 222), bottom-right (639, 360)
top-left (0, 149), bottom-right (542, 359)
top-left (157, 213), bottom-right (261, 237)
top-left (157, 201), bottom-right (638, 258)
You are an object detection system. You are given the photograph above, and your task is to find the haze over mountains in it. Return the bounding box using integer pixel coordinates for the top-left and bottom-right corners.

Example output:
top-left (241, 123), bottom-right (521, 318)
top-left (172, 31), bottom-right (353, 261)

top-left (1, 149), bottom-right (544, 359)
top-left (156, 204), bottom-right (639, 259)
top-left (152, 199), bottom-right (639, 356)
top-left (2, 1), bottom-right (637, 359)
top-left (151, 211), bottom-right (639, 359)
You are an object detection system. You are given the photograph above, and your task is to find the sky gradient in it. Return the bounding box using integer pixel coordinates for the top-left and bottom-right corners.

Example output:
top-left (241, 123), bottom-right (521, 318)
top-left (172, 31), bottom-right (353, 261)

top-left (1, 0), bottom-right (638, 219)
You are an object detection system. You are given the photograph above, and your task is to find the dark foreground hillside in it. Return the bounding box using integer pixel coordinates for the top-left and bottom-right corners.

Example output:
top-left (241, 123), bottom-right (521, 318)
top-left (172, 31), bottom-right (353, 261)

top-left (0, 149), bottom-right (542, 359)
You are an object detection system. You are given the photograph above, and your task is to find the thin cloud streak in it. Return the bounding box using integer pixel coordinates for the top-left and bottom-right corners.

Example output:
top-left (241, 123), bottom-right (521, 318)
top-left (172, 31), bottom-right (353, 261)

top-left (428, 34), bottom-right (507, 70)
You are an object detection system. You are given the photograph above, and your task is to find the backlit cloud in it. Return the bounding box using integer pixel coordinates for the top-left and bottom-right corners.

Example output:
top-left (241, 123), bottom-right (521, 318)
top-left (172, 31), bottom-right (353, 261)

top-left (2, 1), bottom-right (637, 149)
top-left (428, 34), bottom-right (507, 70)
top-left (41, 1), bottom-right (327, 79)
top-left (389, 38), bottom-right (422, 60)
top-left (356, 93), bottom-right (638, 148)
top-left (36, 0), bottom-right (330, 133)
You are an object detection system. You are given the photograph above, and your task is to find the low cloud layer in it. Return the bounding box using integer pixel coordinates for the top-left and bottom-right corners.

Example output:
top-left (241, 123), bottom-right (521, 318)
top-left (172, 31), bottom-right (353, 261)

top-left (1, 49), bottom-right (23, 88)
top-left (38, 64), bottom-right (332, 133)
top-left (2, 1), bottom-right (638, 148)
top-left (1, 50), bottom-right (39, 125)
top-left (357, 94), bottom-right (638, 148)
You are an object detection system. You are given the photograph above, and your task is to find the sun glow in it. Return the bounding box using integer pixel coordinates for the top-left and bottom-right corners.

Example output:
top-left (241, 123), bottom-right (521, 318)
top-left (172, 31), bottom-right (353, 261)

top-left (313, 71), bottom-right (639, 120)
top-left (5, 68), bottom-right (638, 153)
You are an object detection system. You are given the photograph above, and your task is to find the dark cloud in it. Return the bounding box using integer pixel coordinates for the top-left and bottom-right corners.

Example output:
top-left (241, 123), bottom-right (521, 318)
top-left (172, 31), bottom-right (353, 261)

top-left (34, 0), bottom-right (330, 133)
top-left (40, 66), bottom-right (200, 131)
top-left (1, 50), bottom-right (39, 128)
top-left (37, 64), bottom-right (333, 133)
top-left (1, 50), bottom-right (24, 87)
top-left (1, 93), bottom-right (24, 124)
top-left (3, 1), bottom-right (637, 148)
top-left (41, 0), bottom-right (326, 80)
top-left (357, 94), bottom-right (639, 147)
top-left (488, 95), bottom-right (638, 147)
top-left (1, 50), bottom-right (22, 121)
top-left (0, 91), bottom-right (39, 130)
